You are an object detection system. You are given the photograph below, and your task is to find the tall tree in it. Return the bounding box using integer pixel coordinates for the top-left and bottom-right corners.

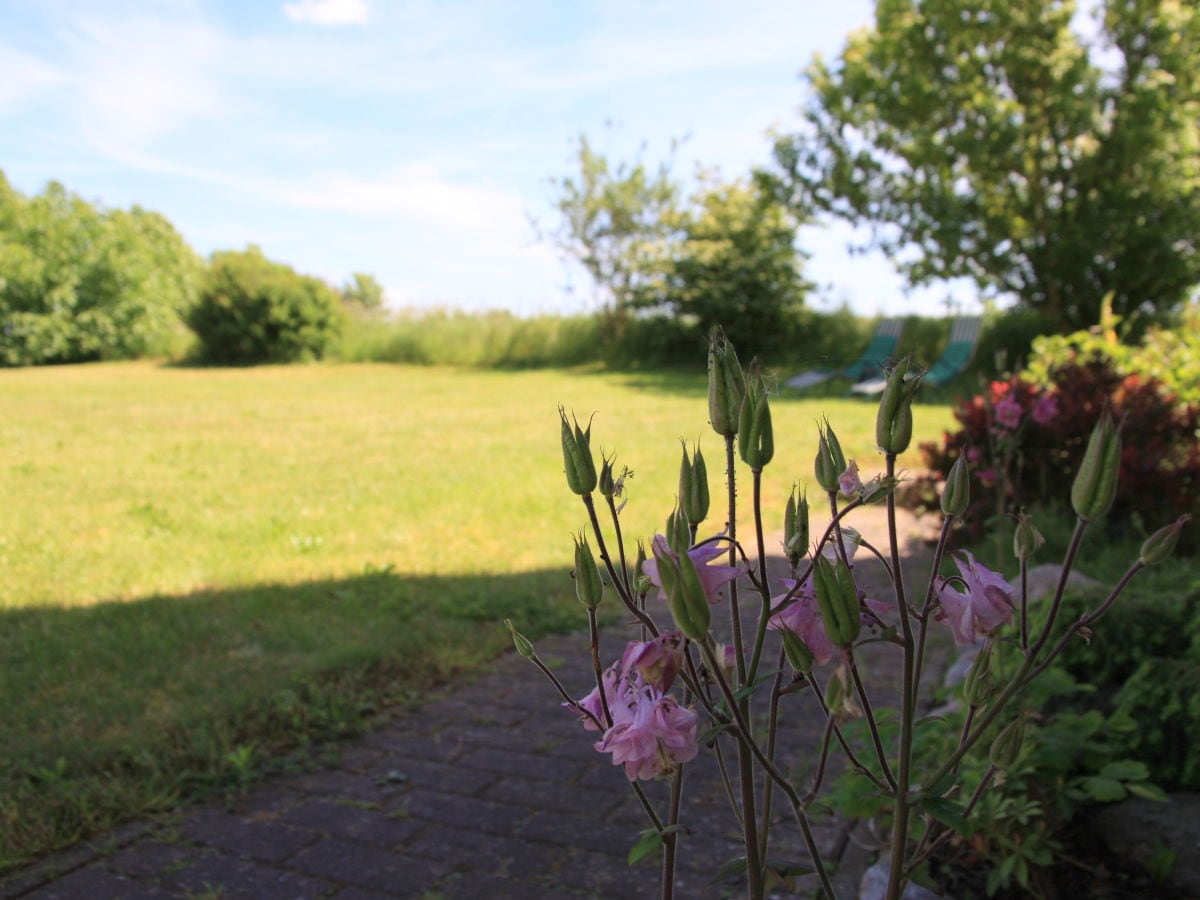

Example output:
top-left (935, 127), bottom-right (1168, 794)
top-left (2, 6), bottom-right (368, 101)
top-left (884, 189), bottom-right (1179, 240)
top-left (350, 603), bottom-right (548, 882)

top-left (773, 0), bottom-right (1200, 330)
top-left (546, 138), bottom-right (810, 356)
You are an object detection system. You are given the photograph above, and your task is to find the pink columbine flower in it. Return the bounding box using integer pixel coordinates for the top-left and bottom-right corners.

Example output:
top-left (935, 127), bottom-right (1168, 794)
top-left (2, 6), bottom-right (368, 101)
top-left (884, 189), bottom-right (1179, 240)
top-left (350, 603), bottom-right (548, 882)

top-left (966, 446), bottom-right (983, 465)
top-left (768, 579), bottom-right (837, 666)
top-left (993, 396), bottom-right (1023, 431)
top-left (838, 460), bottom-right (862, 497)
top-left (1031, 393), bottom-right (1058, 426)
top-left (621, 633), bottom-right (684, 692)
top-left (594, 679), bottom-right (699, 781)
top-left (935, 550), bottom-right (1016, 645)
top-left (641, 534), bottom-right (743, 605)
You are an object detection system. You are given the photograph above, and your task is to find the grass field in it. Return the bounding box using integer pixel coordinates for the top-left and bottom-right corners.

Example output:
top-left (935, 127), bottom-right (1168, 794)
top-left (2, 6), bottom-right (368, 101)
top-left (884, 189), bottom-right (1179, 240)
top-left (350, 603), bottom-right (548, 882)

top-left (0, 360), bottom-right (953, 866)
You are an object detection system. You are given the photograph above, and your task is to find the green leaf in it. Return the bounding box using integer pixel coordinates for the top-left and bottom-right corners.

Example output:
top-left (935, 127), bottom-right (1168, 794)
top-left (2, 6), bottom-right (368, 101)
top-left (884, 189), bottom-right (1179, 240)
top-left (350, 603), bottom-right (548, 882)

top-left (708, 856), bottom-right (748, 884)
top-left (921, 796), bottom-right (971, 836)
top-left (1128, 782), bottom-right (1169, 802)
top-left (627, 829), bottom-right (662, 866)
top-left (1099, 760), bottom-right (1149, 782)
top-left (1080, 776), bottom-right (1127, 803)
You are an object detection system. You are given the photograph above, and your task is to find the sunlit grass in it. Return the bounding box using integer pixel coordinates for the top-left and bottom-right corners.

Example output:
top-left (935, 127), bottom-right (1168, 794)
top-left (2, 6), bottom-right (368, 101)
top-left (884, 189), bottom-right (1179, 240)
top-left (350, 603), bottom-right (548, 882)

top-left (0, 360), bottom-right (953, 866)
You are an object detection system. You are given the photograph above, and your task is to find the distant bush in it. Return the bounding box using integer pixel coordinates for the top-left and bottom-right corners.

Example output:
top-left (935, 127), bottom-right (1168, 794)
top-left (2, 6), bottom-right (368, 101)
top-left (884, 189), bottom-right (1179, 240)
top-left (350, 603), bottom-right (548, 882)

top-left (973, 307), bottom-right (1056, 378)
top-left (188, 246), bottom-right (345, 365)
top-left (0, 174), bottom-right (202, 366)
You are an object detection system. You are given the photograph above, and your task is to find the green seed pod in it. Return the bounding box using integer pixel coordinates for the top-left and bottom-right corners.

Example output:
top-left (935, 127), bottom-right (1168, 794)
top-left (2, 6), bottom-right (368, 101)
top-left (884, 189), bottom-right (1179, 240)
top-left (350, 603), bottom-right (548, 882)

top-left (941, 453), bottom-right (971, 518)
top-left (963, 643), bottom-right (998, 707)
top-left (738, 364), bottom-right (774, 470)
top-left (652, 537), bottom-right (712, 642)
top-left (665, 506), bottom-right (691, 556)
top-left (678, 442), bottom-right (710, 527)
top-left (598, 454), bottom-right (615, 498)
top-left (1139, 515), bottom-right (1191, 566)
top-left (559, 407), bottom-right (597, 495)
top-left (707, 326), bottom-right (745, 437)
top-left (875, 356), bottom-right (921, 455)
top-left (989, 716), bottom-right (1027, 771)
top-left (813, 556), bottom-right (860, 646)
top-left (784, 487), bottom-right (810, 568)
top-left (780, 629), bottom-right (815, 675)
top-left (573, 534), bottom-right (604, 609)
top-left (1071, 409), bottom-right (1121, 522)
top-left (1012, 511), bottom-right (1045, 562)
top-left (815, 420), bottom-right (847, 493)
top-left (504, 619), bottom-right (535, 660)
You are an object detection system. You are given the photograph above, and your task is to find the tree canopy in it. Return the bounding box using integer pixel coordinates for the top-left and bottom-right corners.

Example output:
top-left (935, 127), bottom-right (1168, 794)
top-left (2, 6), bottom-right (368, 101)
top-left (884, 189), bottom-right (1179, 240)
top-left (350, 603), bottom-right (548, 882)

top-left (547, 137), bottom-right (810, 356)
top-left (773, 0), bottom-right (1200, 330)
top-left (0, 173), bottom-right (202, 365)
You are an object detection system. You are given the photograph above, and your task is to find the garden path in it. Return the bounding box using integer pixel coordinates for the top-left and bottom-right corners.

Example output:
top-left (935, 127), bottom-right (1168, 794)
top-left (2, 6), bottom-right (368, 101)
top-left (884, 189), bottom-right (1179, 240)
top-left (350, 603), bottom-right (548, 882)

top-left (1, 507), bottom-right (943, 900)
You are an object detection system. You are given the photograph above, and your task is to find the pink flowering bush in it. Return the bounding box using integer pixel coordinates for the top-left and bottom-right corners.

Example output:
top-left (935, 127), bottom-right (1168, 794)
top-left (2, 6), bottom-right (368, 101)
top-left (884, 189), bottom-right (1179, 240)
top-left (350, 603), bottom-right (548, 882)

top-left (506, 331), bottom-right (1188, 900)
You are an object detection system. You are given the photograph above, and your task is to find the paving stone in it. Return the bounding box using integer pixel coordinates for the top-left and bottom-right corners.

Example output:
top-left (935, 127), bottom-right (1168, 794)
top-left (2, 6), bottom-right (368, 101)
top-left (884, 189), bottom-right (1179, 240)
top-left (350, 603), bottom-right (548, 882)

top-left (481, 773), bottom-right (620, 816)
top-left (402, 789), bottom-right (530, 834)
top-left (164, 853), bottom-right (336, 899)
top-left (455, 746), bottom-right (587, 783)
top-left (22, 865), bottom-right (174, 899)
top-left (363, 755), bottom-right (498, 797)
top-left (403, 823), bottom-right (562, 879)
top-left (279, 799), bottom-right (422, 847)
top-left (178, 807), bottom-right (319, 863)
top-left (290, 837), bottom-right (447, 894)
top-left (104, 839), bottom-right (211, 880)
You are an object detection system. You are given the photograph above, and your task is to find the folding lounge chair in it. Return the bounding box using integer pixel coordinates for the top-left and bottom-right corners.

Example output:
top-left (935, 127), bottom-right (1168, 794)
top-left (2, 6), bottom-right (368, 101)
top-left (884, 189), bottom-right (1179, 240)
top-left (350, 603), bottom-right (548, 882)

top-left (849, 314), bottom-right (983, 394)
top-left (923, 315), bottom-right (983, 386)
top-left (784, 318), bottom-right (905, 390)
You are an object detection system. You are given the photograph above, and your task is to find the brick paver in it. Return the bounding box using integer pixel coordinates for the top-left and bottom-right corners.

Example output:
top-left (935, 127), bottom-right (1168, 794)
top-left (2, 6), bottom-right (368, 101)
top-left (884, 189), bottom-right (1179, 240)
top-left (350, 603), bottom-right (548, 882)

top-left (1, 510), bottom-right (944, 899)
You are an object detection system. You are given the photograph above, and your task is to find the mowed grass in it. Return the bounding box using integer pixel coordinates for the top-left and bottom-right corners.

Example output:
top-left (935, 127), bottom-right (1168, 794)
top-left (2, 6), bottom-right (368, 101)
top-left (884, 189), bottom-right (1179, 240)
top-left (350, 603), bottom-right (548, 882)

top-left (0, 360), bottom-right (953, 866)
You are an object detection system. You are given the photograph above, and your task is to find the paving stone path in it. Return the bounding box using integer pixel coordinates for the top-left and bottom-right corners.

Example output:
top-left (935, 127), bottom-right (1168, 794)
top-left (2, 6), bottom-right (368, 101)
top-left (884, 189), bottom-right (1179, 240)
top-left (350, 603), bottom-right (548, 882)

top-left (2, 511), bottom-right (943, 900)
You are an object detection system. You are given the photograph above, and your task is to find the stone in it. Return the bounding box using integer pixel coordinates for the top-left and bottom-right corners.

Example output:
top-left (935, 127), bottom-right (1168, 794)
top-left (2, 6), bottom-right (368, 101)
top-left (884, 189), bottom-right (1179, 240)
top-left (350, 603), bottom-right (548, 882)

top-left (1091, 791), bottom-right (1200, 897)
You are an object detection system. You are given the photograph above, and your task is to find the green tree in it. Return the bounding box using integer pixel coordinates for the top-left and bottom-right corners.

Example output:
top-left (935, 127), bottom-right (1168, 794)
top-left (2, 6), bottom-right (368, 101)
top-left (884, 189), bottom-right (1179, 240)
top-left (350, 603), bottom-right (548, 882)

top-left (340, 271), bottom-right (386, 311)
top-left (188, 245), bottom-right (345, 365)
top-left (773, 0), bottom-right (1200, 330)
top-left (547, 138), bottom-right (809, 355)
top-left (0, 173), bottom-right (202, 365)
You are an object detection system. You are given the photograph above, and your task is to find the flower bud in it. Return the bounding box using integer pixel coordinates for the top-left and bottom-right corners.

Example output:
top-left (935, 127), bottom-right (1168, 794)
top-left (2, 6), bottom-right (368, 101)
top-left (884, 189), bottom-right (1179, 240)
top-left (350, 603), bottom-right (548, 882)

top-left (573, 534), bottom-right (605, 609)
top-left (1139, 515), bottom-right (1191, 566)
top-left (738, 363), bottom-right (774, 469)
top-left (598, 454), bottom-right (616, 498)
top-left (678, 442), bottom-right (710, 526)
top-left (784, 487), bottom-right (810, 568)
top-left (1012, 511), bottom-right (1044, 562)
top-left (825, 664), bottom-right (862, 723)
top-left (941, 453), bottom-right (970, 518)
top-left (815, 420), bottom-right (847, 493)
top-left (651, 535), bottom-right (712, 642)
top-left (962, 643), bottom-right (998, 707)
top-left (780, 629), bottom-right (815, 675)
top-left (838, 460), bottom-right (863, 498)
top-left (559, 407), bottom-right (597, 495)
top-left (707, 326), bottom-right (745, 437)
top-left (1071, 409), bottom-right (1121, 522)
top-left (504, 619), bottom-right (535, 659)
top-left (989, 716), bottom-right (1027, 771)
top-left (875, 355), bottom-right (922, 455)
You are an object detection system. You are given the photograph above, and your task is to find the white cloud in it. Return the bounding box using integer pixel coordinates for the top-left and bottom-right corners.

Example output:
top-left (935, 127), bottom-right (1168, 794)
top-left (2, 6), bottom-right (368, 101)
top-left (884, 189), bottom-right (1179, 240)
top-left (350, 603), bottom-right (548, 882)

top-left (0, 44), bottom-right (68, 111)
top-left (283, 0), bottom-right (368, 26)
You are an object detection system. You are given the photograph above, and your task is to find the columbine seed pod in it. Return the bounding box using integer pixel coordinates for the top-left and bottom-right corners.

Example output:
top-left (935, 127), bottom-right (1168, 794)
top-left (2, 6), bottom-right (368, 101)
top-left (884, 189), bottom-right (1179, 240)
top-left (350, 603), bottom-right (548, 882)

top-left (815, 420), bottom-right (847, 493)
top-left (784, 486), bottom-right (810, 569)
top-left (634, 541), bottom-right (651, 595)
top-left (780, 629), bottom-right (815, 675)
top-left (813, 556), bottom-right (861, 646)
top-left (559, 406), bottom-right (597, 495)
top-left (1071, 409), bottom-right (1121, 522)
top-left (707, 326), bottom-right (745, 437)
top-left (665, 506), bottom-right (691, 556)
top-left (1139, 515), bottom-right (1191, 566)
top-left (678, 442), bottom-right (710, 526)
top-left (875, 355), bottom-right (922, 455)
top-left (598, 454), bottom-right (615, 498)
top-left (651, 536), bottom-right (711, 642)
top-left (738, 363), bottom-right (774, 469)
top-left (989, 716), bottom-right (1027, 771)
top-left (1013, 511), bottom-right (1045, 562)
top-left (941, 453), bottom-right (971, 518)
top-left (573, 534), bottom-right (604, 609)
top-left (504, 619), bottom-right (535, 659)
top-left (963, 643), bottom-right (998, 707)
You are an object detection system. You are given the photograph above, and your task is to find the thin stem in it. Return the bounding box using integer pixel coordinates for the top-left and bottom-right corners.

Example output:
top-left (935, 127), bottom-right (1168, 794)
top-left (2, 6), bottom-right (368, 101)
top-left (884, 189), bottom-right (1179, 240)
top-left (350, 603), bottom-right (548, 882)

top-left (631, 781), bottom-right (665, 832)
top-left (804, 713), bottom-right (838, 805)
top-left (583, 494), bottom-right (659, 635)
top-left (1019, 558), bottom-right (1030, 650)
top-left (909, 764), bottom-right (998, 870)
top-left (747, 468), bottom-right (774, 681)
top-left (758, 646), bottom-right (787, 859)
top-left (912, 517), bottom-right (955, 715)
top-left (884, 453), bottom-right (916, 900)
top-left (606, 493), bottom-right (633, 597)
top-left (846, 650), bottom-right (897, 790)
top-left (807, 679), bottom-right (888, 791)
top-left (661, 741), bottom-right (686, 900)
top-left (587, 608), bottom-right (613, 729)
top-left (724, 434), bottom-right (747, 687)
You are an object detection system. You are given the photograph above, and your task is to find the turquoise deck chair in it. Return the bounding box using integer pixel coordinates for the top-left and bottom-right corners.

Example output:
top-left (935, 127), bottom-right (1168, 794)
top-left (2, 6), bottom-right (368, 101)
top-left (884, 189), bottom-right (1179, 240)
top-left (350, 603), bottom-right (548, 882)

top-left (785, 318), bottom-right (905, 390)
top-left (924, 316), bottom-right (983, 386)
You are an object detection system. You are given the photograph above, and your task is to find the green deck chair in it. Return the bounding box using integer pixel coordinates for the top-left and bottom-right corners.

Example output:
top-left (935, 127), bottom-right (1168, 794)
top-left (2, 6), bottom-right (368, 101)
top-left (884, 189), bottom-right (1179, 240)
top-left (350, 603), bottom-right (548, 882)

top-left (924, 316), bottom-right (983, 386)
top-left (785, 318), bottom-right (905, 390)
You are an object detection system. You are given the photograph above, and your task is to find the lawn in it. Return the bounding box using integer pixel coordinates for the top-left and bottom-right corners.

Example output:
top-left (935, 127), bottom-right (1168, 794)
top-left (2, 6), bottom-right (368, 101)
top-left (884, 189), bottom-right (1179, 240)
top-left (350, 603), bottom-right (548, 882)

top-left (0, 360), bottom-right (953, 866)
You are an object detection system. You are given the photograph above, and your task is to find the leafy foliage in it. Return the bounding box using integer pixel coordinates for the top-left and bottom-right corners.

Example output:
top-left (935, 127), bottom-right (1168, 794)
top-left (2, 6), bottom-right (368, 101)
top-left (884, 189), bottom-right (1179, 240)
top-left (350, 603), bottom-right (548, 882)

top-left (339, 271), bottom-right (386, 311)
top-left (546, 137), bottom-right (811, 357)
top-left (0, 173), bottom-right (202, 365)
top-left (774, 0), bottom-right (1200, 330)
top-left (188, 246), bottom-right (345, 365)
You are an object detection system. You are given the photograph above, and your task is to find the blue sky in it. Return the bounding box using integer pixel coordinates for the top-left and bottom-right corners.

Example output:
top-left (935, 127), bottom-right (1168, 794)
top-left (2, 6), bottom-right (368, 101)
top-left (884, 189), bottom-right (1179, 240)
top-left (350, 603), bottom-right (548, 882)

top-left (0, 0), bottom-right (973, 317)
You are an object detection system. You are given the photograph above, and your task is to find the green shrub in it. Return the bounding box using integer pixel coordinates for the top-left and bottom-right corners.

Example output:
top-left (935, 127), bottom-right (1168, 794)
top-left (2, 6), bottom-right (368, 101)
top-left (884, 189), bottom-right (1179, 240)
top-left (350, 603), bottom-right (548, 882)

top-left (188, 246), bottom-right (345, 365)
top-left (973, 307), bottom-right (1056, 378)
